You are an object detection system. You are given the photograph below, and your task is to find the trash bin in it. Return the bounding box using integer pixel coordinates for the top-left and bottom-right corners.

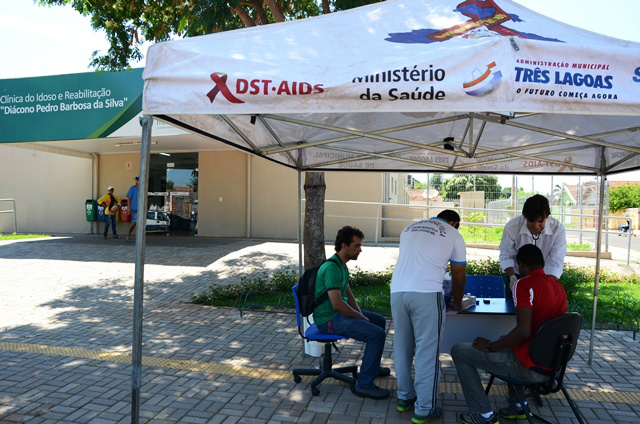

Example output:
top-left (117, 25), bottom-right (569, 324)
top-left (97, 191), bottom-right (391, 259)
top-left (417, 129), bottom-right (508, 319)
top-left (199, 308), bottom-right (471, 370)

top-left (97, 205), bottom-right (107, 222)
top-left (85, 199), bottom-right (98, 222)
top-left (302, 315), bottom-right (324, 357)
top-left (120, 199), bottom-right (131, 222)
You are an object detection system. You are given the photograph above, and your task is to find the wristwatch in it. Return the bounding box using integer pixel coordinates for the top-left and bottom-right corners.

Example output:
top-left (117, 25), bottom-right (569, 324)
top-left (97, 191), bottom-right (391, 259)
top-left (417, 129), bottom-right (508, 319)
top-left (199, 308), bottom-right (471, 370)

top-left (486, 341), bottom-right (494, 352)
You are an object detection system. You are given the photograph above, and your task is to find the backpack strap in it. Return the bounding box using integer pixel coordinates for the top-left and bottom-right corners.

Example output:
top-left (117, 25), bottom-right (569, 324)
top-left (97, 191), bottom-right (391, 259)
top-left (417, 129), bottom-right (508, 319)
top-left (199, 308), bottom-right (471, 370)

top-left (313, 257), bottom-right (342, 309)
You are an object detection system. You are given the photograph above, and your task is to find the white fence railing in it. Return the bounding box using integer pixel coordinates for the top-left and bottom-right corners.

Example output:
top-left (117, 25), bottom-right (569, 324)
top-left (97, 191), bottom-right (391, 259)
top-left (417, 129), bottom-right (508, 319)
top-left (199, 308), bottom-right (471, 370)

top-left (0, 198), bottom-right (17, 234)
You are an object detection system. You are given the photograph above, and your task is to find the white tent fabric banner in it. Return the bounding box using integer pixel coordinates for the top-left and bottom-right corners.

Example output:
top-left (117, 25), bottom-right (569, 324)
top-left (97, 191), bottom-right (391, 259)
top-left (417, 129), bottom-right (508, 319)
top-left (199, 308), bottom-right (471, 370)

top-left (142, 0), bottom-right (640, 175)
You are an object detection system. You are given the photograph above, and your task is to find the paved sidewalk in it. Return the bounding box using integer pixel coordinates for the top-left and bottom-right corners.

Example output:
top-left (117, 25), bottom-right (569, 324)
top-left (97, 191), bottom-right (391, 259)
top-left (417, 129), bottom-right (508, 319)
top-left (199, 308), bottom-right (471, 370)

top-left (0, 235), bottom-right (639, 423)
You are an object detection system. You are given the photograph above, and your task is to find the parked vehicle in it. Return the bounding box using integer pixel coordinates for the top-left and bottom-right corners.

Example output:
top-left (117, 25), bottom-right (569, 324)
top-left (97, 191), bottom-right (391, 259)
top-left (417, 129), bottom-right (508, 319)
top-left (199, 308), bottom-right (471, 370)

top-left (146, 211), bottom-right (170, 233)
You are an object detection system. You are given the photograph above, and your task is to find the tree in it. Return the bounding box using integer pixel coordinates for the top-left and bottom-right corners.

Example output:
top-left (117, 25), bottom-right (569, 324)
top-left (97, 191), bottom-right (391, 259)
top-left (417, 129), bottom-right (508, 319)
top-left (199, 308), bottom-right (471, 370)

top-left (428, 173), bottom-right (445, 198)
top-left (39, 0), bottom-right (383, 70)
top-left (188, 169), bottom-right (198, 192)
top-left (609, 183), bottom-right (640, 212)
top-left (304, 173), bottom-right (326, 268)
top-left (428, 173), bottom-right (444, 192)
top-left (440, 174), bottom-right (506, 202)
top-left (552, 183), bottom-right (569, 214)
top-left (43, 0), bottom-right (382, 268)
top-left (413, 180), bottom-right (427, 189)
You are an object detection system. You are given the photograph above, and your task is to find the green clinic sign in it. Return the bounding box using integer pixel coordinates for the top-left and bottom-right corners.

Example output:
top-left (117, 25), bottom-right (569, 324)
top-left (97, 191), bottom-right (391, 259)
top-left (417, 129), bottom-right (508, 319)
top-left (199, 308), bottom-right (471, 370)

top-left (0, 68), bottom-right (143, 142)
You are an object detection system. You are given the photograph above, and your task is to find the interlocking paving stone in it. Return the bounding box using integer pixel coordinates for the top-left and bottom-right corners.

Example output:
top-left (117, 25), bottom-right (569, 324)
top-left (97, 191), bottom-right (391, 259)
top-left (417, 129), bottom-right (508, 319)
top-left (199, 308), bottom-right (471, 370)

top-left (1, 237), bottom-right (639, 422)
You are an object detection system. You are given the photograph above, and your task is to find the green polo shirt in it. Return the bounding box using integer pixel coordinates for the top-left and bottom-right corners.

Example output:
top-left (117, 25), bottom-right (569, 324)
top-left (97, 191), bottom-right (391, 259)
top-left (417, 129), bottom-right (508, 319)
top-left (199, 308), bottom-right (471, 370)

top-left (313, 254), bottom-right (349, 326)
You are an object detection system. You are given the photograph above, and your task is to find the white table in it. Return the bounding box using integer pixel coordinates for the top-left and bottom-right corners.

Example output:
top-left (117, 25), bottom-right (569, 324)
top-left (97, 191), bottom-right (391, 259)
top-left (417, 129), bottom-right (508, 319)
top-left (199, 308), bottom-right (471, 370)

top-left (441, 298), bottom-right (516, 354)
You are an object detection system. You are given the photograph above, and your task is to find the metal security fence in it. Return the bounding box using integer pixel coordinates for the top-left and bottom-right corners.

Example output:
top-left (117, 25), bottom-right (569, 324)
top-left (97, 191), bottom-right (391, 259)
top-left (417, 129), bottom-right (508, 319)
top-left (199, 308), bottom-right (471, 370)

top-left (318, 174), bottom-right (638, 261)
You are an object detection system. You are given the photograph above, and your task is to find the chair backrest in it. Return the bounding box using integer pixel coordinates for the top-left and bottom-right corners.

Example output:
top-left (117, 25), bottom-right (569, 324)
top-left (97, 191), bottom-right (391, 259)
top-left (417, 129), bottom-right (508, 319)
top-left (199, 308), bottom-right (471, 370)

top-left (465, 275), bottom-right (505, 298)
top-left (528, 313), bottom-right (582, 392)
top-left (292, 283), bottom-right (304, 329)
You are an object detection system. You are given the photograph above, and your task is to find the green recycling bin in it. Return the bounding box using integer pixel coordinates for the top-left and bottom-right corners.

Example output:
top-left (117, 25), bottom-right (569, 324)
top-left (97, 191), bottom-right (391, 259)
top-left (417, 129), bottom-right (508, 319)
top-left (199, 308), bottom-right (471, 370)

top-left (85, 199), bottom-right (98, 222)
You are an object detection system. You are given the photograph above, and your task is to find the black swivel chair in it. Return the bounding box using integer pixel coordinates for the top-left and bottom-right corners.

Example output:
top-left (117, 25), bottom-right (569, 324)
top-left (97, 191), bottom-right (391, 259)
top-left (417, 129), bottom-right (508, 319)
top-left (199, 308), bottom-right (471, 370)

top-left (291, 283), bottom-right (357, 395)
top-left (484, 312), bottom-right (585, 424)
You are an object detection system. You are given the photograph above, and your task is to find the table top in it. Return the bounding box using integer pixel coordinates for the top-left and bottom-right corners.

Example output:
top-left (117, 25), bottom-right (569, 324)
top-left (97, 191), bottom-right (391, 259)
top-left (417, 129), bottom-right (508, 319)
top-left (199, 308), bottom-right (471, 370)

top-left (457, 298), bottom-right (516, 315)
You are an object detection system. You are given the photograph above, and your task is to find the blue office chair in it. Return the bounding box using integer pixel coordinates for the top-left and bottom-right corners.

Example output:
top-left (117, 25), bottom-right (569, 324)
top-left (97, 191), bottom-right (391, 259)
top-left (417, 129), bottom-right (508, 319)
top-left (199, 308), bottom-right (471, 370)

top-left (484, 313), bottom-right (585, 424)
top-left (465, 275), bottom-right (505, 298)
top-left (291, 283), bottom-right (357, 396)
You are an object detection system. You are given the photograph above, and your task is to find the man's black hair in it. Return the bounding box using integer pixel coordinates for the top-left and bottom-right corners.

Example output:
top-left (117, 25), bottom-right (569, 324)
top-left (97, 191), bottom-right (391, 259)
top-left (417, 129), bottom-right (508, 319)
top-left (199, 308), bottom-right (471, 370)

top-left (522, 194), bottom-right (551, 221)
top-left (437, 209), bottom-right (461, 223)
top-left (334, 226), bottom-right (364, 252)
top-left (516, 244), bottom-right (545, 269)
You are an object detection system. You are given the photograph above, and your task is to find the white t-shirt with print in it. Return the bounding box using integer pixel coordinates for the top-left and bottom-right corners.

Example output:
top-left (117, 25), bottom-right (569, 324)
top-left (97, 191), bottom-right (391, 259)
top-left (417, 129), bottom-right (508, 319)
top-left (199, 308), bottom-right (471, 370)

top-left (391, 217), bottom-right (467, 294)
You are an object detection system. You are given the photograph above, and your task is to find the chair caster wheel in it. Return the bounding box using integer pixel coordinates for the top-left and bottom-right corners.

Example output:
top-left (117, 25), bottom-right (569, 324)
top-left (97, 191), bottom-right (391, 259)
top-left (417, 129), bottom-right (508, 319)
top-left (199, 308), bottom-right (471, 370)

top-left (293, 375), bottom-right (301, 384)
top-left (312, 387), bottom-right (320, 396)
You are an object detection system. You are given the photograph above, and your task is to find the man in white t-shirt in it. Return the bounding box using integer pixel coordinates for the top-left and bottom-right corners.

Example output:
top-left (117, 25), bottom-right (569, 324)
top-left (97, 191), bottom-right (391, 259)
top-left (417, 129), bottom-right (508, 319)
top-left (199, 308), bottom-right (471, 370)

top-left (390, 210), bottom-right (467, 424)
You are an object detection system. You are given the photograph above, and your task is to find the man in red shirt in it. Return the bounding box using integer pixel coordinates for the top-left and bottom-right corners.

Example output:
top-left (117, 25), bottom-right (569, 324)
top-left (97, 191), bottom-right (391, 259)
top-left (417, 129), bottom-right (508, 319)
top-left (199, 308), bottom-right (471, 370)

top-left (451, 244), bottom-right (567, 424)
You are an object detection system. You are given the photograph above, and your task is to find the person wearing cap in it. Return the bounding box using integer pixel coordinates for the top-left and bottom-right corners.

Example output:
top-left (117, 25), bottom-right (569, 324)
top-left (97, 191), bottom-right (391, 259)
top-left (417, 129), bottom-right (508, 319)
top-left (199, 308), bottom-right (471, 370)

top-left (97, 186), bottom-right (121, 239)
top-left (126, 176), bottom-right (140, 242)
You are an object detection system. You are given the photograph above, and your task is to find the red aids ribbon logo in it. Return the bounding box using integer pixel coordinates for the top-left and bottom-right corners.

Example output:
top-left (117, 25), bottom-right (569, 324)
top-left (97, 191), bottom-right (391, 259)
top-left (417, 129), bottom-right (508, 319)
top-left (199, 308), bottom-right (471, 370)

top-left (206, 73), bottom-right (244, 104)
top-left (558, 157), bottom-right (574, 172)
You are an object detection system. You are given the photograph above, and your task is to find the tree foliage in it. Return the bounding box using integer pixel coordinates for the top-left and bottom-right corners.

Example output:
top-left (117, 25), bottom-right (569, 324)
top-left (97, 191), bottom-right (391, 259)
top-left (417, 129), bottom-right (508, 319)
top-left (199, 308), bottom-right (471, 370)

top-left (428, 173), bottom-right (444, 192)
top-left (439, 174), bottom-right (507, 202)
top-left (39, 0), bottom-right (383, 70)
top-left (609, 183), bottom-right (640, 212)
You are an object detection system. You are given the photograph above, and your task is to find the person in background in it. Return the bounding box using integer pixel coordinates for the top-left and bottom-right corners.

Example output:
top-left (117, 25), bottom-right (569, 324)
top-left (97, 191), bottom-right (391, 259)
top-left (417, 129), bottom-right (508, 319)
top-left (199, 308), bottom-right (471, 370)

top-left (499, 194), bottom-right (566, 299)
top-left (126, 176), bottom-right (139, 243)
top-left (390, 210), bottom-right (466, 424)
top-left (97, 186), bottom-right (121, 239)
top-left (451, 244), bottom-right (567, 424)
top-left (313, 226), bottom-right (391, 400)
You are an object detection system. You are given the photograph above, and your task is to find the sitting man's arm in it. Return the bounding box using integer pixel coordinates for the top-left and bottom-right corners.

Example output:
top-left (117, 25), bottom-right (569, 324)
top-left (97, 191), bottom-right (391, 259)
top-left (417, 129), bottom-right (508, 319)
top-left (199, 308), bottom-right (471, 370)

top-left (327, 288), bottom-right (369, 321)
top-left (346, 285), bottom-right (363, 315)
top-left (473, 307), bottom-right (532, 352)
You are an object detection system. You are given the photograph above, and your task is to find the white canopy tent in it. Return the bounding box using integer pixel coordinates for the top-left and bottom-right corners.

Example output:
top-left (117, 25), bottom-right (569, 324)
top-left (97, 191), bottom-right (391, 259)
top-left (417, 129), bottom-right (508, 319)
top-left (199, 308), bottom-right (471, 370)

top-left (131, 0), bottom-right (640, 420)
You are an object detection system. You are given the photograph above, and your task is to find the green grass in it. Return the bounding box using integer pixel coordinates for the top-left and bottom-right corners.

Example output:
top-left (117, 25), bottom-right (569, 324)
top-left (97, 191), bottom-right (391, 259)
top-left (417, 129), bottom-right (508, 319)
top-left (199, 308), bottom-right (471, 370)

top-left (0, 232), bottom-right (51, 240)
top-left (459, 225), bottom-right (503, 244)
top-left (191, 258), bottom-right (640, 332)
top-left (459, 226), bottom-right (596, 252)
top-left (567, 242), bottom-right (592, 251)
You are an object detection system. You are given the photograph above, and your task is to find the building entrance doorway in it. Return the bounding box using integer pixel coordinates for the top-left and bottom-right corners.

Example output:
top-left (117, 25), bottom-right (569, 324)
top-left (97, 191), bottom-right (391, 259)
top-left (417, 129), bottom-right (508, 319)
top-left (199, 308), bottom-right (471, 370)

top-left (148, 152), bottom-right (198, 235)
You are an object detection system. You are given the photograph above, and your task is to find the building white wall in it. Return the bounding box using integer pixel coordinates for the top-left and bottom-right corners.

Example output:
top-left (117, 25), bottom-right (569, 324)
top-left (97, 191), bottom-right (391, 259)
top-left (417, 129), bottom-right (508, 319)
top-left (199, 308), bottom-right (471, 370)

top-left (0, 144), bottom-right (93, 234)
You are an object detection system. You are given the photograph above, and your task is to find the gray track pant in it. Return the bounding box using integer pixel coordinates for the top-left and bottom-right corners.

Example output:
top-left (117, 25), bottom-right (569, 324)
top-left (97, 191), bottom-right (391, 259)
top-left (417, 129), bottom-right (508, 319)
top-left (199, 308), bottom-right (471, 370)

top-left (391, 291), bottom-right (445, 416)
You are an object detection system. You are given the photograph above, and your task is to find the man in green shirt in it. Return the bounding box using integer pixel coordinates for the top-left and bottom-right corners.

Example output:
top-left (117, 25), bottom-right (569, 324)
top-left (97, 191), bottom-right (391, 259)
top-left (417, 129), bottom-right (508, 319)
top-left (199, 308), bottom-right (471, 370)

top-left (314, 226), bottom-right (390, 400)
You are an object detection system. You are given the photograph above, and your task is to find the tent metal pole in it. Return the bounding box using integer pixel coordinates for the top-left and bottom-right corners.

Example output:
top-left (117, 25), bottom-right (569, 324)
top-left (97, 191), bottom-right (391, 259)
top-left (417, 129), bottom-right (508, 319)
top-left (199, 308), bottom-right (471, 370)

top-left (298, 170), bottom-right (303, 277)
top-left (588, 151), bottom-right (606, 365)
top-left (131, 115), bottom-right (153, 423)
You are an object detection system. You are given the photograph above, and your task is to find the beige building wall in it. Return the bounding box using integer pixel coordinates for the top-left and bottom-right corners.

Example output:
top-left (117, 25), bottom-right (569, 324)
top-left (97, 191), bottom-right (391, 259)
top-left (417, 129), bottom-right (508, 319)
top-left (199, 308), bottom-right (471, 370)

top-left (249, 157), bottom-right (298, 239)
top-left (0, 144), bottom-right (93, 234)
top-left (1, 145), bottom-right (405, 240)
top-left (98, 153), bottom-right (141, 200)
top-left (96, 152), bottom-right (141, 236)
top-left (198, 150), bottom-right (248, 237)
top-left (323, 172), bottom-right (384, 241)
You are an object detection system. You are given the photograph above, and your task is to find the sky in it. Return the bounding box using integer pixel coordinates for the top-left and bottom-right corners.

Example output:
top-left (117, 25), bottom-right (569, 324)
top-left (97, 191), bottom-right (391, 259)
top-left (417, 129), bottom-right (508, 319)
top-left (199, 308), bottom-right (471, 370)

top-left (2, 0), bottom-right (639, 79)
top-left (2, 0), bottom-right (639, 190)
